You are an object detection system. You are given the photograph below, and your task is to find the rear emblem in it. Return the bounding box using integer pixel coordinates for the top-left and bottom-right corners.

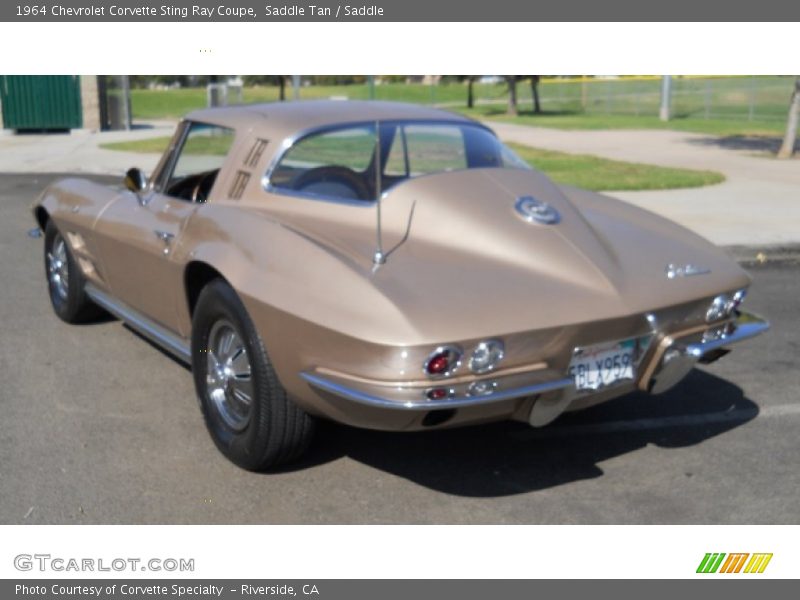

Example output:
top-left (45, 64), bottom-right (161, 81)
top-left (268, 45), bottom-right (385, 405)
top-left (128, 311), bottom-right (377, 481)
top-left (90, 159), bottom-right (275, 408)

top-left (666, 263), bottom-right (711, 278)
top-left (514, 196), bottom-right (560, 225)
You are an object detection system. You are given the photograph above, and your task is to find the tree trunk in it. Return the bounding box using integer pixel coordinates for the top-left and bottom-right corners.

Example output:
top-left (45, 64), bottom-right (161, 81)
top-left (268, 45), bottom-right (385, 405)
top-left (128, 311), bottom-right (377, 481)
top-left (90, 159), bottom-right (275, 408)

top-left (506, 76), bottom-right (518, 116)
top-left (467, 76), bottom-right (475, 109)
top-left (778, 77), bottom-right (800, 159)
top-left (530, 76), bottom-right (541, 114)
top-left (278, 76), bottom-right (286, 101)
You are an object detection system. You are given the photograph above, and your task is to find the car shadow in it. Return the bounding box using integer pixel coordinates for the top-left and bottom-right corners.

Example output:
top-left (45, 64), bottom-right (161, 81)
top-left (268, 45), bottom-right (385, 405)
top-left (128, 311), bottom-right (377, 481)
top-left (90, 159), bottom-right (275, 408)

top-left (101, 313), bottom-right (760, 496)
top-left (281, 369), bottom-right (758, 497)
top-left (685, 135), bottom-right (795, 155)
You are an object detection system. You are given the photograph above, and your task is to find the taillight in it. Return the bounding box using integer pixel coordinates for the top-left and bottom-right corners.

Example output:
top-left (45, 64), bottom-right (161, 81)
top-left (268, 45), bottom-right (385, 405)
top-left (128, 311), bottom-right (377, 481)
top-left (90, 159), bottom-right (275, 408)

top-left (423, 346), bottom-right (462, 378)
top-left (468, 339), bottom-right (505, 374)
top-left (728, 289), bottom-right (747, 313)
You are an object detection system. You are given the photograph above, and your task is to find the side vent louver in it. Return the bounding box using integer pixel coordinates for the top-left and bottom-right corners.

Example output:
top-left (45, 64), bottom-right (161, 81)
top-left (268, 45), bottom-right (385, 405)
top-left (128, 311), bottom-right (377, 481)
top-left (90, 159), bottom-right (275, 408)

top-left (229, 170), bottom-right (251, 200)
top-left (244, 138), bottom-right (269, 168)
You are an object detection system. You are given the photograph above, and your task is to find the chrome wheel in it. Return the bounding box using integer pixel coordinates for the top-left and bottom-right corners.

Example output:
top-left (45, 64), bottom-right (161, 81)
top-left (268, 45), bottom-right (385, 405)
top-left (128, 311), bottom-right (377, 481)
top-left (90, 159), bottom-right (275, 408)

top-left (47, 235), bottom-right (69, 301)
top-left (206, 319), bottom-right (253, 432)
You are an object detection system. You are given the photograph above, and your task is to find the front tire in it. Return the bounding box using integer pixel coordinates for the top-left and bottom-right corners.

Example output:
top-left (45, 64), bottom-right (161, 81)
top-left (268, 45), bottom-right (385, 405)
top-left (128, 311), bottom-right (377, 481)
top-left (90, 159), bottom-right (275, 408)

top-left (191, 279), bottom-right (315, 470)
top-left (44, 220), bottom-right (99, 323)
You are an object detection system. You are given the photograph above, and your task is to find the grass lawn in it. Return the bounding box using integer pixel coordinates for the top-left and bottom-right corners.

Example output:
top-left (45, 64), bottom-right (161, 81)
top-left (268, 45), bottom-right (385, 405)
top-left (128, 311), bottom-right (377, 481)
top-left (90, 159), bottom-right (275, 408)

top-left (130, 84), bottom-right (481, 119)
top-left (508, 143), bottom-right (723, 191)
top-left (130, 78), bottom-right (793, 140)
top-left (102, 137), bottom-right (173, 153)
top-left (101, 136), bottom-right (724, 192)
top-left (458, 106), bottom-right (786, 138)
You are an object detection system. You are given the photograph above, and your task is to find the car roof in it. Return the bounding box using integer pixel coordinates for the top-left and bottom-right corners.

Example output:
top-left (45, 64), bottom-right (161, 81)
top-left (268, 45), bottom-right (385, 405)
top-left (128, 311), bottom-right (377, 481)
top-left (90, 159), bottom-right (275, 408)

top-left (186, 100), bottom-right (478, 139)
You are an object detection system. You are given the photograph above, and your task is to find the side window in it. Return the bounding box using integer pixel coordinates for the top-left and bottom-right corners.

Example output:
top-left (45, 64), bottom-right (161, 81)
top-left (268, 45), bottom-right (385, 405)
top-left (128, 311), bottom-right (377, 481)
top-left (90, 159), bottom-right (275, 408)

top-left (269, 125), bottom-right (377, 202)
top-left (384, 129), bottom-right (409, 177)
top-left (163, 122), bottom-right (236, 202)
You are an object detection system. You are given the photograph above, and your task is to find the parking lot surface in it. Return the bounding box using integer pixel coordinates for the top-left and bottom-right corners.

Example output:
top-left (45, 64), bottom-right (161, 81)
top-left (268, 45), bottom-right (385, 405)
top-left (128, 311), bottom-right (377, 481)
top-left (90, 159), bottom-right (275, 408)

top-left (1, 173), bottom-right (797, 524)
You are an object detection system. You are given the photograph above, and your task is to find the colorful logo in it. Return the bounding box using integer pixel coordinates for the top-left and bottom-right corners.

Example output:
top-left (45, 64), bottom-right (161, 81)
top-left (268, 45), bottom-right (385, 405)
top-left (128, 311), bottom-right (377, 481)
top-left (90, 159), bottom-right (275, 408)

top-left (697, 553), bottom-right (773, 574)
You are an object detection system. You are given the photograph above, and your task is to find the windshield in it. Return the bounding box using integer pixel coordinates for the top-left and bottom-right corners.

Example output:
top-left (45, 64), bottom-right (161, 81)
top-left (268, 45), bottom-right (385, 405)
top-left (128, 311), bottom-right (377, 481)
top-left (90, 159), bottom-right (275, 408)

top-left (267, 121), bottom-right (530, 203)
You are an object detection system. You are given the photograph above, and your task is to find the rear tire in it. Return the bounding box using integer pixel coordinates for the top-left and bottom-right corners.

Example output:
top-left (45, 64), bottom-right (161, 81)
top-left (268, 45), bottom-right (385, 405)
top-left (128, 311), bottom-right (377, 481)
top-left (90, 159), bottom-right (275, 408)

top-left (44, 220), bottom-right (99, 323)
top-left (191, 279), bottom-right (315, 470)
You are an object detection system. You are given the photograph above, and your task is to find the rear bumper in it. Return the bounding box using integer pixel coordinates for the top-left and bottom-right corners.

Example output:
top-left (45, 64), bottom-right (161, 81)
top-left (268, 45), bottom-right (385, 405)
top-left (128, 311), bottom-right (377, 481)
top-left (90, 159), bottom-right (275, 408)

top-left (300, 370), bottom-right (574, 411)
top-left (299, 310), bottom-right (769, 429)
top-left (685, 313), bottom-right (770, 358)
top-left (644, 310), bottom-right (769, 394)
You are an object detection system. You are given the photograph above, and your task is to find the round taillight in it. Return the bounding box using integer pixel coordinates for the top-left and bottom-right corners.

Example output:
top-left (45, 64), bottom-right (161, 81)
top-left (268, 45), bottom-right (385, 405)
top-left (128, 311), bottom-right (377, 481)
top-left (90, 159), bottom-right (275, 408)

top-left (469, 339), bottom-right (505, 374)
top-left (423, 346), bottom-right (462, 378)
top-left (727, 289), bottom-right (747, 313)
top-left (705, 295), bottom-right (729, 323)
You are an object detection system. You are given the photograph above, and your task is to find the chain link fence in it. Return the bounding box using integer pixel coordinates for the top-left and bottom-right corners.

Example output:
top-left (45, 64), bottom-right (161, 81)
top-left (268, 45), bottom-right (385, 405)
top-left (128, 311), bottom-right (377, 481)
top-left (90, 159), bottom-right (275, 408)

top-left (465, 76), bottom-right (793, 122)
top-left (129, 76), bottom-right (796, 125)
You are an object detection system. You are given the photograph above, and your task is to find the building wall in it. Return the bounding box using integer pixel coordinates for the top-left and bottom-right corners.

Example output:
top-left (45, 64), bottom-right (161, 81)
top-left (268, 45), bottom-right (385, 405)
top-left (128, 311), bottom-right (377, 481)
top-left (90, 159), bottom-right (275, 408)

top-left (80, 75), bottom-right (102, 131)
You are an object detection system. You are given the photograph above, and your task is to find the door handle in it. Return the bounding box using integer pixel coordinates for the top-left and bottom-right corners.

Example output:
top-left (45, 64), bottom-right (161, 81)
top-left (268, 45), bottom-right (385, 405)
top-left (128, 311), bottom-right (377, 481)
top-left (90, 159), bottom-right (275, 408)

top-left (154, 230), bottom-right (175, 255)
top-left (154, 230), bottom-right (175, 243)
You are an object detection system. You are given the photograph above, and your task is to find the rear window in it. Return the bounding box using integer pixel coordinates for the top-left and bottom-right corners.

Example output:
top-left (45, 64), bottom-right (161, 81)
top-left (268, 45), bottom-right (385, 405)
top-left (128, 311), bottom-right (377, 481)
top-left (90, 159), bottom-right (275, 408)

top-left (267, 121), bottom-right (529, 203)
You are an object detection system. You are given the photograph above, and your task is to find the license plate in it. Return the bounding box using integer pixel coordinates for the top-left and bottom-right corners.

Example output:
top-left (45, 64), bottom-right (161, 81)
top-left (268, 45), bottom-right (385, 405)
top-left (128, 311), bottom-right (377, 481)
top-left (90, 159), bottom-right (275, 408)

top-left (567, 337), bottom-right (645, 392)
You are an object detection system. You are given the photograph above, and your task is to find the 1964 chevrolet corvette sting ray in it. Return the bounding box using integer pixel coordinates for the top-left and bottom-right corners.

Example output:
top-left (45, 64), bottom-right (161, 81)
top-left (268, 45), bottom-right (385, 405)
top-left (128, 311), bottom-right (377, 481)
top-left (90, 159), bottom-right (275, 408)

top-left (32, 101), bottom-right (769, 469)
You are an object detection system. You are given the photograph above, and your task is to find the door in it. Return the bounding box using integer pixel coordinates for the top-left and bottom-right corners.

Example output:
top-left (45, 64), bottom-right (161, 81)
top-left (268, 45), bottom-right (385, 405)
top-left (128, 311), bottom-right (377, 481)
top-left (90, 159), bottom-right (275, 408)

top-left (92, 192), bottom-right (197, 330)
top-left (93, 121), bottom-right (237, 331)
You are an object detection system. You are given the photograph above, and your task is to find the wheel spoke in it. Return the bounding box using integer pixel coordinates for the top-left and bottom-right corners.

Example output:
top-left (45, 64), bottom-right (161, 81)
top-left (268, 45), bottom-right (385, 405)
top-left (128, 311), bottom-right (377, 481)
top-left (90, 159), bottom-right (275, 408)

top-left (205, 319), bottom-right (254, 432)
top-left (48, 237), bottom-right (69, 300)
top-left (232, 377), bottom-right (253, 406)
top-left (229, 347), bottom-right (250, 376)
top-left (207, 348), bottom-right (220, 373)
top-left (219, 329), bottom-right (236, 360)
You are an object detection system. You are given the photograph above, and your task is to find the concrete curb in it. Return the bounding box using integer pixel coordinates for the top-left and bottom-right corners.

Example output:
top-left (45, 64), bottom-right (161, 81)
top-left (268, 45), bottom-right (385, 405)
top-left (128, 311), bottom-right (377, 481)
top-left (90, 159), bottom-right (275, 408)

top-left (725, 244), bottom-right (800, 266)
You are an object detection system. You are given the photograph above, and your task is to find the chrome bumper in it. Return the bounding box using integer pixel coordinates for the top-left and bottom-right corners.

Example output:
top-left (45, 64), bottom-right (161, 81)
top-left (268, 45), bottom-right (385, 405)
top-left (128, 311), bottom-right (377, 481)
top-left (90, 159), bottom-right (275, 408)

top-left (301, 310), bottom-right (769, 412)
top-left (647, 310), bottom-right (769, 394)
top-left (300, 370), bottom-right (574, 411)
top-left (685, 312), bottom-right (770, 358)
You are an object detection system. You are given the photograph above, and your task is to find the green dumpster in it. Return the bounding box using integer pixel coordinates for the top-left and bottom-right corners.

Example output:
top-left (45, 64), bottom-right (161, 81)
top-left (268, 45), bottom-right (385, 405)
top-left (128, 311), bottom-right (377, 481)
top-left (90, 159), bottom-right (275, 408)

top-left (0, 75), bottom-right (82, 131)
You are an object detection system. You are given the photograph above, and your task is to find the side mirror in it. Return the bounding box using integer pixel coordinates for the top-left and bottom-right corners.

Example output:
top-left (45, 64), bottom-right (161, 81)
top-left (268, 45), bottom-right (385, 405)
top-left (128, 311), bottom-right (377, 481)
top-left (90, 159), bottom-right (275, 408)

top-left (124, 167), bottom-right (148, 194)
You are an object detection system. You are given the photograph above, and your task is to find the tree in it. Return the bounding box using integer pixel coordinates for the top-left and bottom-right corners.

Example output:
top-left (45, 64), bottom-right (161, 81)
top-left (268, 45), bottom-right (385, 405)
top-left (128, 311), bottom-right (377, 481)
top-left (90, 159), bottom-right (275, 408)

top-left (778, 77), bottom-right (800, 159)
top-left (466, 76), bottom-right (476, 109)
top-left (241, 75), bottom-right (287, 100)
top-left (505, 76), bottom-right (519, 116)
top-left (529, 75), bottom-right (541, 114)
top-left (277, 76), bottom-right (286, 101)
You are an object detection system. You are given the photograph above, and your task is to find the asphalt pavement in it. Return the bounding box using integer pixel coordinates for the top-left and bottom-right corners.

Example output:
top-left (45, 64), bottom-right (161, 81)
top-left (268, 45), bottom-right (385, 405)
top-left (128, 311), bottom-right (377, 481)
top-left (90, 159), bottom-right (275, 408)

top-left (1, 173), bottom-right (798, 524)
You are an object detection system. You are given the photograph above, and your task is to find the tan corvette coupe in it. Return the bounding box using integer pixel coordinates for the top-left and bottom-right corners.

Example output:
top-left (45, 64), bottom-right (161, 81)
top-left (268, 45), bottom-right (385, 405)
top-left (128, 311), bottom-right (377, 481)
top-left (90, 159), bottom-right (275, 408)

top-left (32, 100), bottom-right (769, 470)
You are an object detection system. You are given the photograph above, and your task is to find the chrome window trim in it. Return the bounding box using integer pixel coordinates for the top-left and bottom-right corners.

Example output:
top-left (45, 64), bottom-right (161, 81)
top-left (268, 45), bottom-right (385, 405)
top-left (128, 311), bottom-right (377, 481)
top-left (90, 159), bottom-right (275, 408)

top-left (261, 118), bottom-right (502, 206)
top-left (153, 120), bottom-right (238, 203)
top-left (151, 120), bottom-right (191, 195)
